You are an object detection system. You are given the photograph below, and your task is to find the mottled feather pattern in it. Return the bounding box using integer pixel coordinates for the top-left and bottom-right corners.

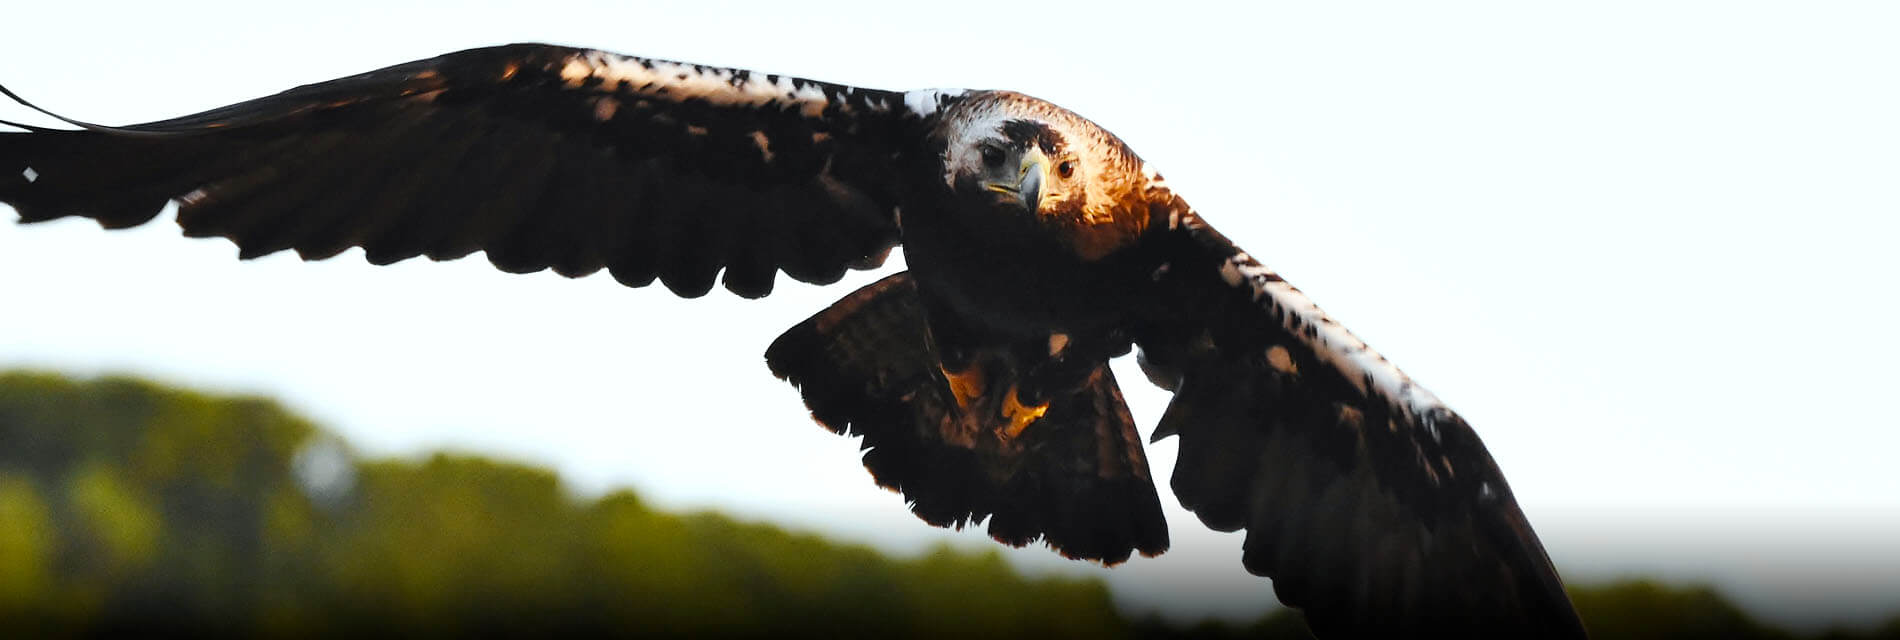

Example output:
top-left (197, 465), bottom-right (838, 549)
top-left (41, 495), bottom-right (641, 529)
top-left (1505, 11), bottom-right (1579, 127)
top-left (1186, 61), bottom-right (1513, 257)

top-left (0, 44), bottom-right (962, 298)
top-left (1134, 197), bottom-right (1584, 637)
top-left (767, 274), bottom-right (1168, 564)
top-left (1, 42), bottom-right (1585, 638)
top-left (933, 91), bottom-right (1149, 261)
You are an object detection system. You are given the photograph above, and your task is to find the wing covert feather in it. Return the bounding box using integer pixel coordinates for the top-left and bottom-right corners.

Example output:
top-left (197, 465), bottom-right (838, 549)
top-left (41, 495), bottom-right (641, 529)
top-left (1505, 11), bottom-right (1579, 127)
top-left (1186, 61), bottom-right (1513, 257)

top-left (1135, 208), bottom-right (1587, 638)
top-left (767, 273), bottom-right (1170, 565)
top-left (0, 43), bottom-right (966, 297)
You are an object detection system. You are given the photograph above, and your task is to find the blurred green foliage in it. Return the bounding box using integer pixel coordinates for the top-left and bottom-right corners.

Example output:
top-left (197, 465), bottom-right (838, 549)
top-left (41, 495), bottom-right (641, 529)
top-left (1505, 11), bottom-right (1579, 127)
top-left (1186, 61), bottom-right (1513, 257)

top-left (0, 370), bottom-right (1894, 638)
top-left (0, 371), bottom-right (1139, 637)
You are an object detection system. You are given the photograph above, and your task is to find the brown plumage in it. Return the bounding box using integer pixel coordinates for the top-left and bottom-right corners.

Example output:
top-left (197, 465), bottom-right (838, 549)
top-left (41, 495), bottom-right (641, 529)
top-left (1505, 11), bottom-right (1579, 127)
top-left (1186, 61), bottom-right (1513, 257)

top-left (1, 43), bottom-right (1587, 638)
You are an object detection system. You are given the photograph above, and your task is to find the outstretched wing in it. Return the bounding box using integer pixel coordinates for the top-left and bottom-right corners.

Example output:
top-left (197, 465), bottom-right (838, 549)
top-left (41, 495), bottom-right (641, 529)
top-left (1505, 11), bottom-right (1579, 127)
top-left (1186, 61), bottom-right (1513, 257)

top-left (0, 43), bottom-right (966, 297)
top-left (1133, 204), bottom-right (1587, 637)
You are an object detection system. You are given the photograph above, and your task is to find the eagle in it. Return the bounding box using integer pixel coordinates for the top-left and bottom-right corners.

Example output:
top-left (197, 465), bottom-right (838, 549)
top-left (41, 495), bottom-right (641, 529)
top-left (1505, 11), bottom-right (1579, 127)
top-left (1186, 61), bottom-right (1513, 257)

top-left (0, 44), bottom-right (1586, 637)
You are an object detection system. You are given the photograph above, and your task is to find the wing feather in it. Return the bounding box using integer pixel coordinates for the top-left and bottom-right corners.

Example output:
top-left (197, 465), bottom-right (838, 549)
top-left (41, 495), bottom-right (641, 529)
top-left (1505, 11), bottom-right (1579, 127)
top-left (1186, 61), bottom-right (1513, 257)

top-left (1136, 206), bottom-right (1587, 638)
top-left (768, 273), bottom-right (1170, 565)
top-left (0, 43), bottom-right (966, 297)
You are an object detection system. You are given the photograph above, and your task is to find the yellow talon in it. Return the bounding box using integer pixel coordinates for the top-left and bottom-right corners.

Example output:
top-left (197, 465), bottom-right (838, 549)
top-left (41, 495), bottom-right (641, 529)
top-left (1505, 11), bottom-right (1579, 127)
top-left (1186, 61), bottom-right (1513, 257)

top-left (941, 364), bottom-right (985, 409)
top-left (1000, 387), bottom-right (1049, 440)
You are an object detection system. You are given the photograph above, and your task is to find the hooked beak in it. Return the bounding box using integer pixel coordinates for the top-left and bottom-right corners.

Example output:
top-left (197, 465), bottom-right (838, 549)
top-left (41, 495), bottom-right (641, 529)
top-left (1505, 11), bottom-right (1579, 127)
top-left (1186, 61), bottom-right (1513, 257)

top-left (983, 147), bottom-right (1052, 211)
top-left (1017, 148), bottom-right (1048, 211)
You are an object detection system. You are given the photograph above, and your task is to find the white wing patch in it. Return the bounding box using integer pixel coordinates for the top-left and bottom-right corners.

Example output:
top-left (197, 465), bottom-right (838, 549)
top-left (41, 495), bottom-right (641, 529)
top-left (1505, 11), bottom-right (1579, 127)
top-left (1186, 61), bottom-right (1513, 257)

top-left (560, 51), bottom-right (836, 117)
top-left (1202, 215), bottom-right (1449, 439)
top-left (902, 89), bottom-right (963, 118)
top-left (557, 51), bottom-right (965, 121)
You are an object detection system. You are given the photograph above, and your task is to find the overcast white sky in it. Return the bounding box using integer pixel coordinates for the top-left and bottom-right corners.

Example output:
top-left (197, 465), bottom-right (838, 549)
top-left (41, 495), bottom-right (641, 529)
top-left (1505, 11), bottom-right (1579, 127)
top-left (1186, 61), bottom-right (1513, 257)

top-left (3, 0), bottom-right (1898, 630)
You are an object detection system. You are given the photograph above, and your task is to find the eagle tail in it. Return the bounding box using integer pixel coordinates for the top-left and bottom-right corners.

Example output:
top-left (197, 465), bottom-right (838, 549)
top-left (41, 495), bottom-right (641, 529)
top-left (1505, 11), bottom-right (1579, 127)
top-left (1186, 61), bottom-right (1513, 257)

top-left (766, 272), bottom-right (1169, 564)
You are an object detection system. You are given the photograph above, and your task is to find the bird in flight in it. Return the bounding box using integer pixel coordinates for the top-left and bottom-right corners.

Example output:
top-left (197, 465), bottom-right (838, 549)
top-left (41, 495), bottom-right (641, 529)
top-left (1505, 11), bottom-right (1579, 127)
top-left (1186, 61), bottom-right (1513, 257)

top-left (0, 43), bottom-right (1585, 637)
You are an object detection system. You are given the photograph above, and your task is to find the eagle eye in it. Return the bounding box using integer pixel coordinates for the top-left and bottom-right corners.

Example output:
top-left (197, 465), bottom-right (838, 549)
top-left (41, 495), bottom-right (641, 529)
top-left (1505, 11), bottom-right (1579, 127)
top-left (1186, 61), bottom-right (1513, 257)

top-left (1057, 160), bottom-right (1076, 179)
top-left (980, 145), bottom-right (1005, 169)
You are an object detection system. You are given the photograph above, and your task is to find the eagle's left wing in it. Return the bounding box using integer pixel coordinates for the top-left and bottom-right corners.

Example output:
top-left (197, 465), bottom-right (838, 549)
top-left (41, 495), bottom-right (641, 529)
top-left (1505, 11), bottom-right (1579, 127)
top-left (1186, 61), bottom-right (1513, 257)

top-left (1131, 203), bottom-right (1587, 638)
top-left (1, 43), bottom-right (965, 298)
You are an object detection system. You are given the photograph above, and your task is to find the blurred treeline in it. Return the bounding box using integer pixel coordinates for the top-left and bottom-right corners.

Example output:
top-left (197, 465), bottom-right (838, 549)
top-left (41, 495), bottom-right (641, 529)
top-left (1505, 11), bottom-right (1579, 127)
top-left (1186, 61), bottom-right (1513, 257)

top-left (0, 371), bottom-right (1894, 639)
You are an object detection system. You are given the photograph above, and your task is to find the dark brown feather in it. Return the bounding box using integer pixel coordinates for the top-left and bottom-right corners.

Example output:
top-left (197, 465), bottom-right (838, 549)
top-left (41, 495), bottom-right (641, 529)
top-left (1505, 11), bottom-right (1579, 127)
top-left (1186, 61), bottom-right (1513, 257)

top-left (1135, 211), bottom-right (1587, 638)
top-left (767, 273), bottom-right (1169, 564)
top-left (0, 43), bottom-right (914, 296)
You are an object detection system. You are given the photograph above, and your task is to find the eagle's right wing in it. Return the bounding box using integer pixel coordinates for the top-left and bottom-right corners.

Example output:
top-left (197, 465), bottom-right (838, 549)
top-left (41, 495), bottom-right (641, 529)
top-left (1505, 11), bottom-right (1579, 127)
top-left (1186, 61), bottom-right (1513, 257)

top-left (1, 43), bottom-right (967, 297)
top-left (1133, 202), bottom-right (1588, 638)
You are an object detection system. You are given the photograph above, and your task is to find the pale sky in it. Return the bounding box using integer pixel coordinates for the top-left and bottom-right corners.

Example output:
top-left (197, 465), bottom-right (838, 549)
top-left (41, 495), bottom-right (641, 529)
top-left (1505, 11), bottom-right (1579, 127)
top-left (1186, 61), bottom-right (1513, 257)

top-left (3, 0), bottom-right (1898, 630)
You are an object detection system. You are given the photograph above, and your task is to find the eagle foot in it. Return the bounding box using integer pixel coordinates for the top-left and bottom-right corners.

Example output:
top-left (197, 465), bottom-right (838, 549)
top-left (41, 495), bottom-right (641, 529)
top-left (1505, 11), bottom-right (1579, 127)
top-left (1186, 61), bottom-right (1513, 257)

top-left (999, 386), bottom-right (1048, 441)
top-left (940, 363), bottom-right (985, 409)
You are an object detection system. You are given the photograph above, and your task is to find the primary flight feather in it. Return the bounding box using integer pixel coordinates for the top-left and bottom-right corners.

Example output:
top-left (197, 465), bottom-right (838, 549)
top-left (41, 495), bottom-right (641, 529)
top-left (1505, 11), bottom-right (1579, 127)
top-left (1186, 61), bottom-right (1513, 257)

top-left (0, 43), bottom-right (1586, 638)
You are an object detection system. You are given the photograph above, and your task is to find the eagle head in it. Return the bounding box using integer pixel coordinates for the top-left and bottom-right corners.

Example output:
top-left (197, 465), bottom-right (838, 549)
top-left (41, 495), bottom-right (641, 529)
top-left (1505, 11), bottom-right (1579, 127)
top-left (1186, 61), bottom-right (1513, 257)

top-left (935, 91), bottom-right (1156, 260)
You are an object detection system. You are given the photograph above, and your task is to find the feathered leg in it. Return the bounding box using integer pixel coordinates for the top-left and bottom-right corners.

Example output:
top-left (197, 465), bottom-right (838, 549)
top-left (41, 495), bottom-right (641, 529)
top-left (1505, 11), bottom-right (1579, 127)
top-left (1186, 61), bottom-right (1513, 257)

top-left (766, 272), bottom-right (1169, 564)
